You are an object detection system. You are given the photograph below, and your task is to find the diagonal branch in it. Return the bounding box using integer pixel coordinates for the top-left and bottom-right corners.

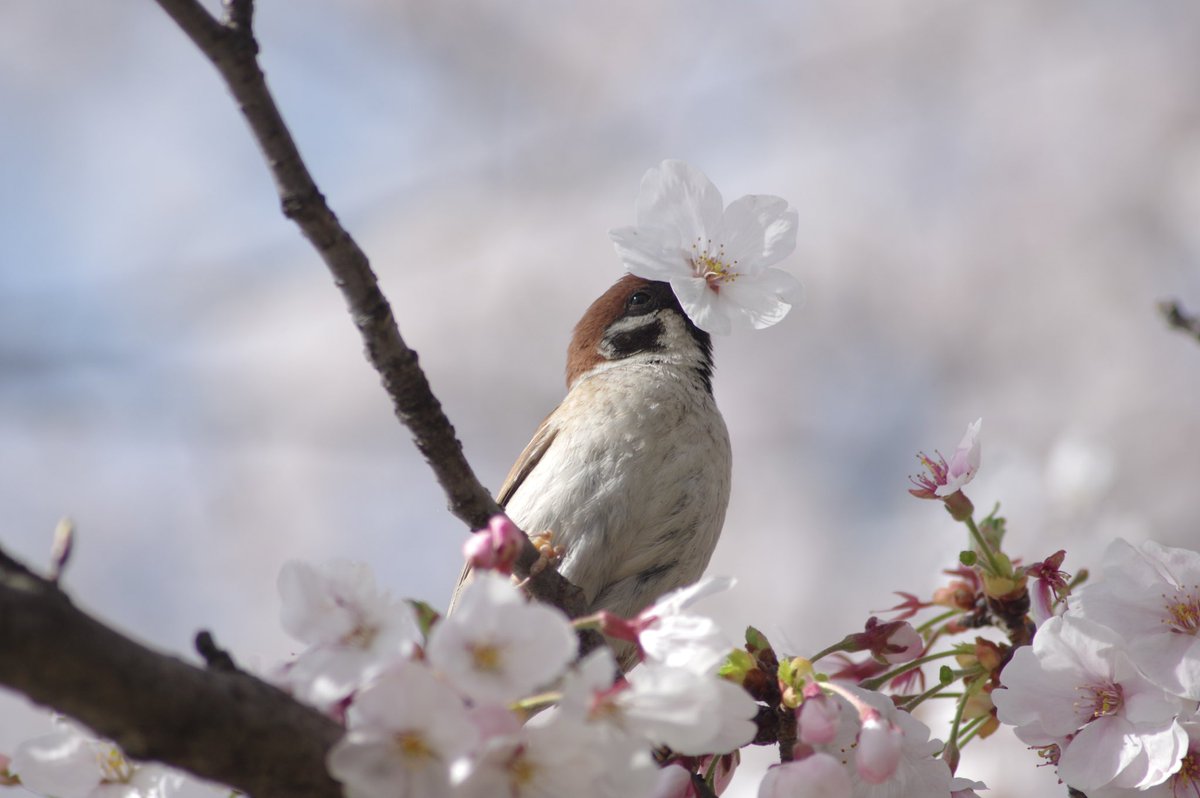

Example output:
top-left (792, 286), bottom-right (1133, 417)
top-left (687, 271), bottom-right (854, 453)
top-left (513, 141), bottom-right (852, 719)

top-left (0, 544), bottom-right (343, 798)
top-left (150, 0), bottom-right (590, 618)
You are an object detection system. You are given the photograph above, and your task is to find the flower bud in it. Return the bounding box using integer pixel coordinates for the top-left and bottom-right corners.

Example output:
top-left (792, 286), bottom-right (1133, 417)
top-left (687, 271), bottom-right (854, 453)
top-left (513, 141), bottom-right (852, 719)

top-left (462, 515), bottom-right (524, 575)
top-left (856, 712), bottom-right (903, 784)
top-left (797, 691), bottom-right (840, 746)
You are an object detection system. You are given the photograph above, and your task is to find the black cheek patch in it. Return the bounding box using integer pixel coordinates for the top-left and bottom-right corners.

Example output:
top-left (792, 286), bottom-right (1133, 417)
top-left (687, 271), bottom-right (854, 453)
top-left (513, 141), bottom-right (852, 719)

top-left (605, 319), bottom-right (665, 358)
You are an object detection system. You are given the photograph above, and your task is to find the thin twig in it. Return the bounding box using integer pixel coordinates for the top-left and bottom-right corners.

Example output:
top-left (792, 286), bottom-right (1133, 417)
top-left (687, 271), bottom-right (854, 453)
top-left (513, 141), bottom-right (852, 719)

top-left (1159, 299), bottom-right (1200, 343)
top-left (149, 0), bottom-right (591, 619)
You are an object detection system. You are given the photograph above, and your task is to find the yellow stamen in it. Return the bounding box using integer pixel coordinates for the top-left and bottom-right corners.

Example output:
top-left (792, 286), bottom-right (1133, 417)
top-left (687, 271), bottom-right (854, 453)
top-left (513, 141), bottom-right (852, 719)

top-left (469, 642), bottom-right (504, 673)
top-left (1165, 589), bottom-right (1200, 635)
top-left (690, 238), bottom-right (740, 289)
top-left (98, 745), bottom-right (133, 784)
top-left (394, 731), bottom-right (435, 763)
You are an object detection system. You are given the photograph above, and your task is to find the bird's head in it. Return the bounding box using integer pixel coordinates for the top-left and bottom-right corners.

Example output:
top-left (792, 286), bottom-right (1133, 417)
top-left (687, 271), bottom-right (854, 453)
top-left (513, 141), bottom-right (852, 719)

top-left (566, 275), bottom-right (713, 393)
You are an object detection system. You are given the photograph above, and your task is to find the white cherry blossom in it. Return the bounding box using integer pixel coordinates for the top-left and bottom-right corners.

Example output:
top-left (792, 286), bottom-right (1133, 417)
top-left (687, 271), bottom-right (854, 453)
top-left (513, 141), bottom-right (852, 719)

top-left (610, 160), bottom-right (801, 334)
top-left (637, 576), bottom-right (736, 674)
top-left (426, 570), bottom-right (576, 703)
top-left (1073, 538), bottom-right (1200, 700)
top-left (327, 661), bottom-right (476, 798)
top-left (277, 559), bottom-right (419, 708)
top-left (1085, 716), bottom-right (1200, 798)
top-left (992, 614), bottom-right (1188, 791)
top-left (562, 649), bottom-right (756, 756)
top-left (11, 719), bottom-right (185, 798)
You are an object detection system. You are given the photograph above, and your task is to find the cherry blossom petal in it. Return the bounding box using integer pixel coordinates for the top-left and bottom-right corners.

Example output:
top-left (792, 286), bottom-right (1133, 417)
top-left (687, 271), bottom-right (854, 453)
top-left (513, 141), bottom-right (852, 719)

top-left (721, 194), bottom-right (798, 270)
top-left (634, 160), bottom-right (724, 243)
top-left (759, 754), bottom-right (852, 798)
top-left (720, 268), bottom-right (803, 330)
top-left (669, 276), bottom-right (732, 335)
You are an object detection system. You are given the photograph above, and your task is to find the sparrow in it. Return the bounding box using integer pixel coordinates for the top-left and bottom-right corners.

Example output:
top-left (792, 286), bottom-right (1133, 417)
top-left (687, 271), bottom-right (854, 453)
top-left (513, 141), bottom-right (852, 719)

top-left (452, 274), bottom-right (731, 627)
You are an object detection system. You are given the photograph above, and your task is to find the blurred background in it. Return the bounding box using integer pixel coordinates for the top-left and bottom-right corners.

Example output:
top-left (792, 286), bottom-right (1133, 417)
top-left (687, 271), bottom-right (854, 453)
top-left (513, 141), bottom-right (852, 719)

top-left (3, 1), bottom-right (1200, 795)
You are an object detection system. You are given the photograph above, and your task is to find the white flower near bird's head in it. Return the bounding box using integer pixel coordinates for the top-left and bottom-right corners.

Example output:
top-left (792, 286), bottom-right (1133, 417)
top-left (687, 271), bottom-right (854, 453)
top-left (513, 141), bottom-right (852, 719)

top-left (610, 160), bottom-right (802, 335)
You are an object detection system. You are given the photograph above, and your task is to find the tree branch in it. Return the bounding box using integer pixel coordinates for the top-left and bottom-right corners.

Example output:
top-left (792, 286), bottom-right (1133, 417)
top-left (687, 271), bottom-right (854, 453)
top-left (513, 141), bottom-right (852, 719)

top-left (0, 544), bottom-right (343, 798)
top-left (149, 0), bottom-right (590, 618)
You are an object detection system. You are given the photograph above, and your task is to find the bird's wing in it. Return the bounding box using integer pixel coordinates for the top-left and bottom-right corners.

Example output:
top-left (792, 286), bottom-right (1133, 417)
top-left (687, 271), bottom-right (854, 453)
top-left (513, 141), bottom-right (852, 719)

top-left (447, 414), bottom-right (559, 613)
top-left (496, 413), bottom-right (559, 508)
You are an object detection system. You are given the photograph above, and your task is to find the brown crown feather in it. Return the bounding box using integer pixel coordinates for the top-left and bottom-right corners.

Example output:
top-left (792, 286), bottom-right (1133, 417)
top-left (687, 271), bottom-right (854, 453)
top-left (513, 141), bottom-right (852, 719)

top-left (565, 275), bottom-right (654, 388)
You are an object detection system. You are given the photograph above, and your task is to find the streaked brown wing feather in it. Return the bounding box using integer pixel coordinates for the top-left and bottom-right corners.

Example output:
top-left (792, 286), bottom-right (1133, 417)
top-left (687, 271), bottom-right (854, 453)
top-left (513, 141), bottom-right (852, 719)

top-left (447, 414), bottom-right (559, 612)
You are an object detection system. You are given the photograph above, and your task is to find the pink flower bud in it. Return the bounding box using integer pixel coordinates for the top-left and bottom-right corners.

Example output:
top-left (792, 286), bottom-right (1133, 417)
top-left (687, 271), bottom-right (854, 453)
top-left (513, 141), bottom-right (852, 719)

top-left (759, 753), bottom-right (852, 798)
top-left (847, 617), bottom-right (924, 664)
top-left (856, 712), bottom-right (904, 784)
top-left (462, 515), bottom-right (524, 574)
top-left (463, 530), bottom-right (497, 568)
top-left (797, 692), bottom-right (840, 745)
top-left (880, 622), bottom-right (923, 664)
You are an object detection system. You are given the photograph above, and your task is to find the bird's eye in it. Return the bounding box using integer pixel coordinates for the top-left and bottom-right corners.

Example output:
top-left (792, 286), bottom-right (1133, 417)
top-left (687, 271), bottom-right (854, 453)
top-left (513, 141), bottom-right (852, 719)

top-left (626, 290), bottom-right (653, 310)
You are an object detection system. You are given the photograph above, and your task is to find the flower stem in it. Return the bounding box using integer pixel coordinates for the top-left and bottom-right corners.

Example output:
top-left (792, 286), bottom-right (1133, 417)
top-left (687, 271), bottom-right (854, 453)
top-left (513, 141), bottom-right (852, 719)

top-left (915, 609), bottom-right (960, 635)
top-left (954, 713), bottom-right (990, 750)
top-left (963, 515), bottom-right (1005, 575)
top-left (860, 650), bottom-right (959, 691)
top-left (900, 680), bottom-right (959, 712)
top-left (808, 639), bottom-right (854, 663)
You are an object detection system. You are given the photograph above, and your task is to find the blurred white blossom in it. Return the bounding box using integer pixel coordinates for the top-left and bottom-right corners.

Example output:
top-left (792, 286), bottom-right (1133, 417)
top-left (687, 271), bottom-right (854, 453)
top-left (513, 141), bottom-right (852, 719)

top-left (11, 720), bottom-right (186, 798)
top-left (277, 559), bottom-right (420, 708)
top-left (426, 571), bottom-right (576, 703)
top-left (327, 661), bottom-right (477, 798)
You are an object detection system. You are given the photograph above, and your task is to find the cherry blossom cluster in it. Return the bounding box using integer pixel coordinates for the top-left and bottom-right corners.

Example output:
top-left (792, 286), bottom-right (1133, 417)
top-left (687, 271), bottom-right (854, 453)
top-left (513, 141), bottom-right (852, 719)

top-left (282, 562), bottom-right (762, 798)
top-left (7, 416), bottom-right (1200, 798)
top-left (993, 539), bottom-right (1200, 796)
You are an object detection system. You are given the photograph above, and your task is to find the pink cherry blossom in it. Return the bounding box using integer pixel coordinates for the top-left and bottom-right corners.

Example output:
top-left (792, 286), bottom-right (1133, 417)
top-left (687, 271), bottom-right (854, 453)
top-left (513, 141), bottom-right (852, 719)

top-left (910, 419), bottom-right (982, 499)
